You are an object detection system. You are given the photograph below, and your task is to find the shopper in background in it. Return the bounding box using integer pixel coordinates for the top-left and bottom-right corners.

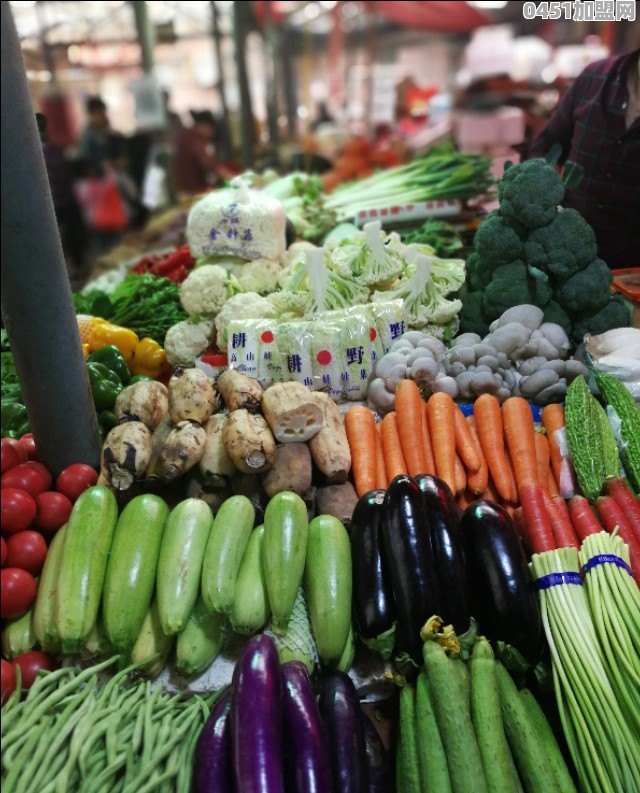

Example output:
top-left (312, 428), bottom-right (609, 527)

top-left (173, 110), bottom-right (234, 194)
top-left (529, 48), bottom-right (640, 269)
top-left (79, 96), bottom-right (114, 176)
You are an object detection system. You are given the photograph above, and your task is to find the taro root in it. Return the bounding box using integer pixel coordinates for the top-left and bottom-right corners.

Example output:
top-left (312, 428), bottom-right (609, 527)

top-left (101, 422), bottom-right (152, 490)
top-left (168, 367), bottom-right (220, 424)
top-left (115, 381), bottom-right (168, 430)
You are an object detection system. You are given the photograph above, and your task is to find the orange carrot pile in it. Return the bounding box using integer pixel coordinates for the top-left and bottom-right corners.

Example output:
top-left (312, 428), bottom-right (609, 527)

top-left (473, 394), bottom-right (517, 503)
top-left (534, 432), bottom-right (550, 491)
top-left (374, 422), bottom-right (387, 491)
top-left (345, 406), bottom-right (377, 496)
top-left (604, 478), bottom-right (640, 540)
top-left (465, 416), bottom-right (488, 496)
top-left (453, 407), bottom-right (480, 473)
top-left (426, 393), bottom-right (457, 494)
top-left (503, 397), bottom-right (538, 490)
top-left (395, 380), bottom-right (429, 477)
top-left (519, 482), bottom-right (555, 554)
top-left (541, 403), bottom-right (576, 498)
top-left (568, 496), bottom-right (602, 541)
top-left (421, 403), bottom-right (436, 476)
top-left (541, 489), bottom-right (579, 549)
top-left (380, 412), bottom-right (408, 483)
top-left (453, 454), bottom-right (467, 495)
top-left (595, 496), bottom-right (640, 582)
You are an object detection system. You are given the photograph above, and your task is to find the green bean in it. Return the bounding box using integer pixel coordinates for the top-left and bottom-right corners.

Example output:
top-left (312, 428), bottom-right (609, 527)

top-left (11, 715), bottom-right (55, 793)
top-left (3, 716), bottom-right (44, 793)
top-left (86, 752), bottom-right (128, 791)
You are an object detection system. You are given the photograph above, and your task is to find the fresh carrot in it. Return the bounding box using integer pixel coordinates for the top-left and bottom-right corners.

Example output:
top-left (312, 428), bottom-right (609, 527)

top-left (534, 432), bottom-right (550, 492)
top-left (381, 412), bottom-right (408, 484)
top-left (502, 398), bottom-right (538, 490)
top-left (541, 404), bottom-right (565, 485)
top-left (421, 403), bottom-right (436, 476)
top-left (426, 393), bottom-right (456, 494)
top-left (453, 408), bottom-right (480, 472)
top-left (457, 490), bottom-right (472, 512)
top-left (547, 468), bottom-right (560, 497)
top-left (473, 394), bottom-right (517, 504)
top-left (374, 422), bottom-right (387, 491)
top-left (512, 506), bottom-right (528, 547)
top-left (454, 453), bottom-right (466, 495)
top-left (395, 380), bottom-right (429, 477)
top-left (541, 489), bottom-right (579, 549)
top-left (466, 416), bottom-right (489, 496)
top-left (345, 406), bottom-right (377, 497)
top-left (519, 482), bottom-right (555, 554)
top-left (568, 496), bottom-right (602, 541)
top-left (604, 478), bottom-right (640, 541)
top-left (596, 496), bottom-right (640, 585)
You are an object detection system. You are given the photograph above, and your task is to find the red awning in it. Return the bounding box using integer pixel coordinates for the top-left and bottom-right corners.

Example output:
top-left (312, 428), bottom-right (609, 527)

top-left (364, 1), bottom-right (490, 32)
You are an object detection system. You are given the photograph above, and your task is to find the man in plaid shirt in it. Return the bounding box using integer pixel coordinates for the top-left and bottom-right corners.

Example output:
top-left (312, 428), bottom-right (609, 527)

top-left (529, 49), bottom-right (639, 269)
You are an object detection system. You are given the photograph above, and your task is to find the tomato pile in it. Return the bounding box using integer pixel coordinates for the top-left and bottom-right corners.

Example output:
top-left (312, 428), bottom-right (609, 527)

top-left (1, 435), bottom-right (99, 702)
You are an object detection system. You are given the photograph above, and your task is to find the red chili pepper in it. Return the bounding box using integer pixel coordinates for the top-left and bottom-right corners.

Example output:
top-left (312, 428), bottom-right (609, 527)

top-left (166, 265), bottom-right (188, 283)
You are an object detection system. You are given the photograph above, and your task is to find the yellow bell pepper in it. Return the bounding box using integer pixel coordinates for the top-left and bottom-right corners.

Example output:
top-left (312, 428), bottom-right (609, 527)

top-left (130, 337), bottom-right (167, 378)
top-left (82, 343), bottom-right (90, 359)
top-left (88, 319), bottom-right (139, 362)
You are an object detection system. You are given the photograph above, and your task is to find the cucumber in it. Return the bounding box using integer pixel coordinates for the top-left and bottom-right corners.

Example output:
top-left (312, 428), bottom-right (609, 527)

top-left (2, 607), bottom-right (36, 660)
top-left (130, 598), bottom-right (174, 678)
top-left (103, 494), bottom-right (169, 657)
top-left (33, 525), bottom-right (66, 654)
top-left (397, 685), bottom-right (421, 793)
top-left (263, 491), bottom-right (308, 634)
top-left (55, 487), bottom-right (118, 653)
top-left (156, 498), bottom-right (213, 635)
top-left (416, 672), bottom-right (452, 793)
top-left (230, 525), bottom-right (270, 635)
top-left (304, 514), bottom-right (352, 665)
top-left (201, 495), bottom-right (255, 615)
top-left (175, 595), bottom-right (225, 677)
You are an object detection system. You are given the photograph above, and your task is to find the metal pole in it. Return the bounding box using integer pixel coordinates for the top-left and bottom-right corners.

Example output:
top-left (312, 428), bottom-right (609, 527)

top-left (262, 0), bottom-right (280, 165)
top-left (131, 0), bottom-right (155, 74)
top-left (233, 0), bottom-right (254, 169)
top-left (1, 2), bottom-right (101, 473)
top-left (281, 29), bottom-right (298, 141)
top-left (211, 0), bottom-right (232, 159)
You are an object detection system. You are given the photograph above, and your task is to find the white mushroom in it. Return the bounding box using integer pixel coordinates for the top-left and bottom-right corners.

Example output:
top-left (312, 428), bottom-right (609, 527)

top-left (538, 323), bottom-right (571, 358)
top-left (385, 364), bottom-right (408, 392)
top-left (367, 378), bottom-right (395, 414)
top-left (520, 369), bottom-right (560, 399)
top-left (416, 337), bottom-right (446, 358)
top-left (410, 357), bottom-right (440, 383)
top-left (375, 352), bottom-right (408, 380)
top-left (536, 379), bottom-right (567, 404)
top-left (431, 375), bottom-right (459, 398)
top-left (490, 305), bottom-right (544, 332)
top-left (453, 333), bottom-right (482, 348)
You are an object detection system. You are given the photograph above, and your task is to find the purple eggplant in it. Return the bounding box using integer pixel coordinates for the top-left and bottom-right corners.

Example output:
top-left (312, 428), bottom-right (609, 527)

top-left (362, 713), bottom-right (389, 793)
top-left (382, 476), bottom-right (440, 663)
top-left (461, 501), bottom-right (544, 664)
top-left (350, 490), bottom-right (397, 655)
top-left (415, 474), bottom-right (471, 635)
top-left (231, 634), bottom-right (284, 793)
top-left (318, 672), bottom-right (367, 793)
top-left (194, 688), bottom-right (233, 793)
top-left (282, 661), bottom-right (331, 793)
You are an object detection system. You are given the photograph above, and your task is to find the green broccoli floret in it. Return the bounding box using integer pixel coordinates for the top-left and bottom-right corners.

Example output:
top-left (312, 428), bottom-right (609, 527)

top-left (571, 294), bottom-right (631, 343)
top-left (482, 261), bottom-right (552, 322)
top-left (542, 300), bottom-right (572, 335)
top-left (473, 211), bottom-right (522, 266)
top-left (459, 291), bottom-right (490, 337)
top-left (554, 258), bottom-right (612, 316)
top-left (498, 159), bottom-right (565, 231)
top-left (524, 208), bottom-right (597, 279)
top-left (465, 252), bottom-right (493, 292)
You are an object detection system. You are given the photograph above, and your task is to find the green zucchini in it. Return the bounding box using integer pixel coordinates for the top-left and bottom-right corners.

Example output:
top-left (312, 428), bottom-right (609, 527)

top-left (201, 495), bottom-right (255, 615)
top-left (268, 586), bottom-right (318, 675)
top-left (175, 595), bottom-right (225, 677)
top-left (156, 498), bottom-right (213, 635)
top-left (595, 370), bottom-right (640, 493)
top-left (416, 672), bottom-right (452, 793)
top-left (230, 525), bottom-right (270, 635)
top-left (2, 607), bottom-right (36, 660)
top-left (304, 514), bottom-right (352, 665)
top-left (397, 685), bottom-right (421, 793)
top-left (565, 376), bottom-right (605, 500)
top-left (33, 525), bottom-right (66, 654)
top-left (55, 487), bottom-right (118, 653)
top-left (82, 617), bottom-right (112, 659)
top-left (103, 494), bottom-right (169, 657)
top-left (336, 625), bottom-right (355, 673)
top-left (130, 598), bottom-right (174, 678)
top-left (263, 491), bottom-right (308, 634)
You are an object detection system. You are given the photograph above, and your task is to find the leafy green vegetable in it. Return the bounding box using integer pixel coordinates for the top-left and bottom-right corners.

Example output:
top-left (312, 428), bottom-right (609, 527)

top-left (402, 220), bottom-right (464, 258)
top-left (72, 290), bottom-right (113, 318)
top-left (107, 274), bottom-right (187, 344)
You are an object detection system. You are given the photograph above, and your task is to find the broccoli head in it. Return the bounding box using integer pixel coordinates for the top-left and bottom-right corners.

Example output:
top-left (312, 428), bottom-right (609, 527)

top-left (571, 294), bottom-right (631, 343)
top-left (542, 300), bottom-right (572, 336)
top-left (524, 208), bottom-right (597, 279)
top-left (459, 291), bottom-right (490, 337)
top-left (498, 159), bottom-right (565, 231)
top-left (482, 261), bottom-right (552, 322)
top-left (554, 258), bottom-right (612, 317)
top-left (465, 252), bottom-right (493, 292)
top-left (473, 211), bottom-right (522, 266)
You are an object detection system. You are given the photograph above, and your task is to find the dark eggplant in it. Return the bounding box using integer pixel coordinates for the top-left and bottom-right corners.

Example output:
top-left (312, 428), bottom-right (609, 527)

top-left (318, 672), bottom-right (368, 793)
top-left (282, 661), bottom-right (332, 793)
top-left (461, 500), bottom-right (544, 664)
top-left (415, 474), bottom-right (471, 635)
top-left (350, 490), bottom-right (397, 656)
top-left (382, 475), bottom-right (440, 663)
top-left (194, 688), bottom-right (233, 793)
top-left (231, 634), bottom-right (284, 793)
top-left (362, 712), bottom-right (390, 793)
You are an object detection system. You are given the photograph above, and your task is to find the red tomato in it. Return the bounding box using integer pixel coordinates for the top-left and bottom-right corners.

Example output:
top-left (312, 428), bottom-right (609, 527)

top-left (0, 568), bottom-right (37, 619)
top-left (2, 465), bottom-right (48, 498)
top-left (23, 461), bottom-right (52, 491)
top-left (18, 435), bottom-right (37, 461)
top-left (1, 537), bottom-right (6, 567)
top-left (1, 443), bottom-right (21, 475)
top-left (1, 488), bottom-right (37, 534)
top-left (13, 652), bottom-right (55, 689)
top-left (34, 492), bottom-right (72, 535)
top-left (56, 464), bottom-right (99, 502)
top-left (6, 531), bottom-right (48, 575)
top-left (1, 659), bottom-right (16, 705)
top-left (1, 438), bottom-right (28, 465)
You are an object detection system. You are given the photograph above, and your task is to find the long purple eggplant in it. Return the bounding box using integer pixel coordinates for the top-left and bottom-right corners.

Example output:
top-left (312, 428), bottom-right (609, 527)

top-left (318, 672), bottom-right (367, 793)
top-left (362, 713), bottom-right (389, 793)
top-left (282, 661), bottom-right (331, 793)
top-left (415, 474), bottom-right (471, 635)
top-left (461, 501), bottom-right (544, 664)
top-left (194, 688), bottom-right (233, 793)
top-left (231, 634), bottom-right (284, 793)
top-left (350, 490), bottom-right (397, 655)
top-left (382, 475), bottom-right (440, 663)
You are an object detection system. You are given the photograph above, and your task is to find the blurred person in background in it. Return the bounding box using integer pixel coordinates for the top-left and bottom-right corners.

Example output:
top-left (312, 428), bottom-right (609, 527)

top-left (79, 96), bottom-right (114, 176)
top-left (529, 48), bottom-right (639, 269)
top-left (174, 110), bottom-right (234, 194)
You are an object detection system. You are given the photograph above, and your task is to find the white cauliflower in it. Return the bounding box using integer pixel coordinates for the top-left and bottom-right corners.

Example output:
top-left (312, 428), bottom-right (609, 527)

top-left (164, 319), bottom-right (214, 367)
top-left (214, 292), bottom-right (277, 346)
top-left (236, 258), bottom-right (283, 295)
top-left (179, 264), bottom-right (241, 319)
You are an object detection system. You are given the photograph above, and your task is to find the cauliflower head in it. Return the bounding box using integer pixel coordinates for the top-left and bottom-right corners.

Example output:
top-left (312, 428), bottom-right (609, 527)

top-left (214, 292), bottom-right (277, 346)
top-left (180, 264), bottom-right (241, 318)
top-left (555, 258), bottom-right (613, 316)
top-left (524, 208), bottom-right (597, 279)
top-left (482, 261), bottom-right (552, 322)
top-left (164, 319), bottom-right (214, 367)
top-left (473, 211), bottom-right (522, 267)
top-left (498, 159), bottom-right (565, 231)
top-left (267, 290), bottom-right (309, 319)
top-left (236, 258), bottom-right (283, 295)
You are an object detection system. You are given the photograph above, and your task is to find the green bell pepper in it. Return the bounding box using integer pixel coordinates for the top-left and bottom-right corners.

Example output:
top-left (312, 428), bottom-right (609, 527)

top-left (1, 402), bottom-right (30, 439)
top-left (87, 362), bottom-right (123, 411)
top-left (128, 374), bottom-right (154, 385)
top-left (87, 345), bottom-right (131, 385)
top-left (97, 410), bottom-right (118, 436)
